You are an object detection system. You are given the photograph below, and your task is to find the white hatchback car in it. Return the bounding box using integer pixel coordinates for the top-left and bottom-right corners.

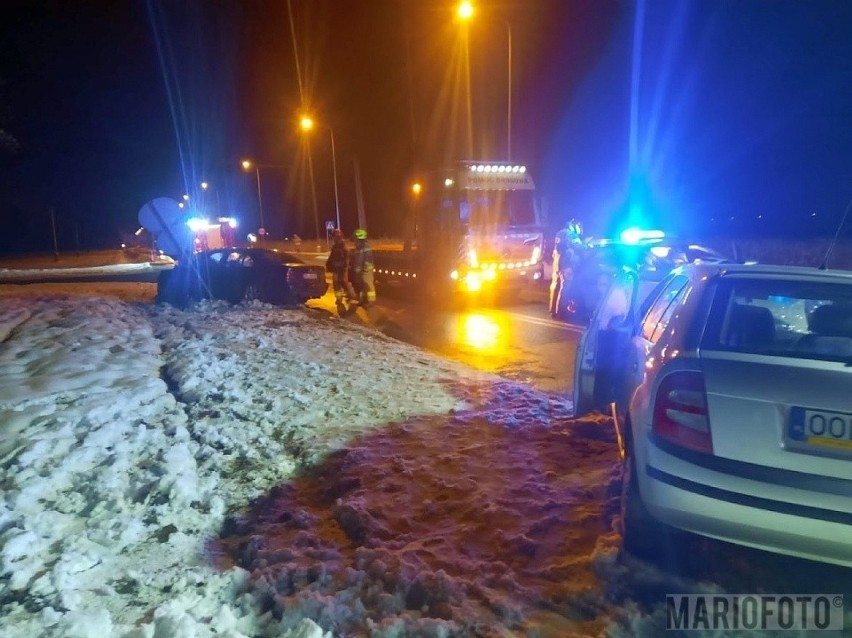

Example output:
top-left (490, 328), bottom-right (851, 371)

top-left (574, 262), bottom-right (852, 567)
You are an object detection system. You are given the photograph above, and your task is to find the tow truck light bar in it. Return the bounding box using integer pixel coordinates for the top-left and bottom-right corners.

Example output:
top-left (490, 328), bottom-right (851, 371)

top-left (469, 164), bottom-right (526, 174)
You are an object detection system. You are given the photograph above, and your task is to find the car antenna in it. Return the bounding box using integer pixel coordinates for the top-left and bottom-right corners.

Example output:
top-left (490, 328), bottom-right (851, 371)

top-left (818, 194), bottom-right (852, 270)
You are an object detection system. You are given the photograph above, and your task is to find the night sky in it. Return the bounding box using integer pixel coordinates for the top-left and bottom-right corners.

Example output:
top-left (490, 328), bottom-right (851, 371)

top-left (1, 0), bottom-right (851, 255)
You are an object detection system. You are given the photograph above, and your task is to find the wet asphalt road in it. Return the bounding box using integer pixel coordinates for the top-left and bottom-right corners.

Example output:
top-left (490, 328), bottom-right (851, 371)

top-left (309, 282), bottom-right (584, 396)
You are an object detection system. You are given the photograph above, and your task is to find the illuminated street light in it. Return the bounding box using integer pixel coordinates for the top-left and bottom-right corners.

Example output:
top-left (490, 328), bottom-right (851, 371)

top-left (506, 21), bottom-right (512, 160)
top-left (454, 1), bottom-right (513, 159)
top-left (199, 181), bottom-right (220, 216)
top-left (411, 182), bottom-right (422, 196)
top-left (455, 2), bottom-right (475, 157)
top-left (298, 115), bottom-right (321, 245)
top-left (457, 1), bottom-right (474, 20)
top-left (300, 114), bottom-right (341, 232)
top-left (240, 159), bottom-right (265, 231)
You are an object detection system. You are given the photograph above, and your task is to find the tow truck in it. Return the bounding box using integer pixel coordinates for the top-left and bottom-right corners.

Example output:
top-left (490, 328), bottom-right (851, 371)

top-left (373, 161), bottom-right (546, 301)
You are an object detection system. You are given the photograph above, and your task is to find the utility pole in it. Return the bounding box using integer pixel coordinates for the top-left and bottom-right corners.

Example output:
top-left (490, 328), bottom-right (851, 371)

top-left (353, 158), bottom-right (366, 231)
top-left (49, 207), bottom-right (59, 261)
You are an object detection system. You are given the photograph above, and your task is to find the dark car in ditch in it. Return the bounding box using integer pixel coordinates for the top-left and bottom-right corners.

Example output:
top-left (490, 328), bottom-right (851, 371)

top-left (156, 247), bottom-right (327, 307)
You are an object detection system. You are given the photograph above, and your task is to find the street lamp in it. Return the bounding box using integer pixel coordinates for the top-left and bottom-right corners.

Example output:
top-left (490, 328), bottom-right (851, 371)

top-left (199, 181), bottom-right (220, 215)
top-left (506, 21), bottom-right (512, 160)
top-left (299, 115), bottom-right (341, 232)
top-left (240, 159), bottom-right (265, 231)
top-left (455, 1), bottom-right (513, 160)
top-left (455, 2), bottom-right (475, 158)
top-left (298, 116), bottom-right (321, 246)
top-left (407, 181), bottom-right (423, 251)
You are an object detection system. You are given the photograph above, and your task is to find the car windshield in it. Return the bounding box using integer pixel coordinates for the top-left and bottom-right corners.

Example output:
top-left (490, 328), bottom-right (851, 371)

top-left (460, 190), bottom-right (537, 228)
top-left (703, 278), bottom-right (852, 363)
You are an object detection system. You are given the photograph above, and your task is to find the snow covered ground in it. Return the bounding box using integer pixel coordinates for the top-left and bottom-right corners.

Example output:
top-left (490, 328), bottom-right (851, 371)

top-left (0, 277), bottom-right (850, 638)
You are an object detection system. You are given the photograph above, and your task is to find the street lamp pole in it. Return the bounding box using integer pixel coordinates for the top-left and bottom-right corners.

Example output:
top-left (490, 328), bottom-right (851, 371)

top-left (456, 2), bottom-right (474, 157)
top-left (201, 181), bottom-right (209, 214)
top-left (253, 167), bottom-right (265, 229)
top-left (305, 137), bottom-right (321, 247)
top-left (300, 115), bottom-right (341, 234)
top-left (330, 127), bottom-right (341, 230)
top-left (241, 160), bottom-right (266, 232)
top-left (506, 20), bottom-right (512, 161)
top-left (456, 2), bottom-right (513, 160)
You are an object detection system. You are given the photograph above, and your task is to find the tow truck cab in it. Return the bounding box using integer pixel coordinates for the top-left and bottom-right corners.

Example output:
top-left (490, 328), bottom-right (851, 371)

top-left (374, 161), bottom-right (546, 299)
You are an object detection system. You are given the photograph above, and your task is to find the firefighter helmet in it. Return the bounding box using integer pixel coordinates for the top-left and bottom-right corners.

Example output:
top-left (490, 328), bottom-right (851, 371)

top-left (354, 228), bottom-right (367, 240)
top-left (566, 218), bottom-right (583, 239)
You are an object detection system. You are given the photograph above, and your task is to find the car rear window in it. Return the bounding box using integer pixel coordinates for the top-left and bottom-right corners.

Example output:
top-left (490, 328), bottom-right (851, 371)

top-left (274, 252), bottom-right (304, 264)
top-left (703, 278), bottom-right (852, 363)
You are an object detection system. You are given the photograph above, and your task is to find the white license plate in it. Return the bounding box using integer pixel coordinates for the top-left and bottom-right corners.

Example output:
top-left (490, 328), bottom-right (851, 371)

top-left (788, 407), bottom-right (852, 457)
top-left (302, 272), bottom-right (318, 280)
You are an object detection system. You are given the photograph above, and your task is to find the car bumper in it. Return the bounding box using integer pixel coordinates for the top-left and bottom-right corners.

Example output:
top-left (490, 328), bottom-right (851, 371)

top-left (639, 437), bottom-right (852, 568)
top-left (294, 282), bottom-right (328, 300)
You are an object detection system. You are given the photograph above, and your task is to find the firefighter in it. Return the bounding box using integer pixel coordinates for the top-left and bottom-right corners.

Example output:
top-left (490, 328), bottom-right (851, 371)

top-left (326, 229), bottom-right (356, 311)
top-left (351, 228), bottom-right (376, 307)
top-left (549, 219), bottom-right (583, 318)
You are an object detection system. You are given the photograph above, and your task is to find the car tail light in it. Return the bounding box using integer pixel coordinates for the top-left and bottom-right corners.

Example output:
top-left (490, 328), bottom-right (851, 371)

top-left (652, 371), bottom-right (713, 454)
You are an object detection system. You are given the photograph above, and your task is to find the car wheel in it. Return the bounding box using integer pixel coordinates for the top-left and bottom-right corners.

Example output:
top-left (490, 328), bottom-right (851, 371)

top-left (620, 454), bottom-right (657, 558)
top-left (156, 269), bottom-right (189, 307)
top-left (155, 270), bottom-right (172, 304)
top-left (621, 451), bottom-right (696, 571)
top-left (243, 284), bottom-right (265, 304)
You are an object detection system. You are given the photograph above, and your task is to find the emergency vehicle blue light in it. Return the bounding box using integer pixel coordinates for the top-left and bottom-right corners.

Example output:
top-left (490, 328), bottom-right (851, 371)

top-left (187, 217), bottom-right (207, 232)
top-left (620, 227), bottom-right (665, 244)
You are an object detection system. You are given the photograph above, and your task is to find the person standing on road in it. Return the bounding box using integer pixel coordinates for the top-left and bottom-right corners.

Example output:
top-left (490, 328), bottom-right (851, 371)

top-left (351, 228), bottom-right (376, 307)
top-left (326, 229), bottom-right (356, 311)
top-left (550, 220), bottom-right (579, 318)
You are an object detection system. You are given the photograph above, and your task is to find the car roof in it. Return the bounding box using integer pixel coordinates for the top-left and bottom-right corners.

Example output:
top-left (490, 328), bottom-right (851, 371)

top-left (585, 238), bottom-right (727, 258)
top-left (587, 236), bottom-right (718, 248)
top-left (199, 247), bottom-right (303, 260)
top-left (673, 261), bottom-right (852, 283)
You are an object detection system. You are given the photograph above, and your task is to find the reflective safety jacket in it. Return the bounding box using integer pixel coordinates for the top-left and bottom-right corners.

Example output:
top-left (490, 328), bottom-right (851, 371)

top-left (351, 241), bottom-right (374, 273)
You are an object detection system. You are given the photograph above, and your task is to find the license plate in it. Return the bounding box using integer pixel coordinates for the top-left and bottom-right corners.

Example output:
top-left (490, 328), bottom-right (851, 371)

top-left (788, 406), bottom-right (852, 457)
top-left (302, 272), bottom-right (318, 280)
